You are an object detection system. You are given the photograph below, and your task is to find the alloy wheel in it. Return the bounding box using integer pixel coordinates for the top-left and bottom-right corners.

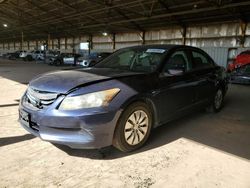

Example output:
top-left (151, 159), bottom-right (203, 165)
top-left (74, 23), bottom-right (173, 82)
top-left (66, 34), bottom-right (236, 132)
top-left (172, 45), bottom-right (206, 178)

top-left (124, 110), bottom-right (149, 145)
top-left (214, 89), bottom-right (223, 110)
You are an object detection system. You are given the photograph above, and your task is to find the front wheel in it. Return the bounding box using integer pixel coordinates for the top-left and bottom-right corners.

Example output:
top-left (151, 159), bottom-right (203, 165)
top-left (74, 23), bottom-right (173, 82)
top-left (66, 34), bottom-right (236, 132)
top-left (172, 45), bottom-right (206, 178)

top-left (113, 102), bottom-right (152, 152)
top-left (207, 88), bottom-right (224, 113)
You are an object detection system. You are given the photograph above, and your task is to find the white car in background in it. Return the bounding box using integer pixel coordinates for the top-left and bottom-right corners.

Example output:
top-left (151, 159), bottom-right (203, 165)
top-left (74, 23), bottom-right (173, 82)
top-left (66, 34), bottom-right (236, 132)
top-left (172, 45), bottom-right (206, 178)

top-left (19, 51), bottom-right (27, 58)
top-left (32, 50), bottom-right (44, 60)
top-left (77, 52), bottom-right (112, 67)
top-left (19, 50), bottom-right (34, 61)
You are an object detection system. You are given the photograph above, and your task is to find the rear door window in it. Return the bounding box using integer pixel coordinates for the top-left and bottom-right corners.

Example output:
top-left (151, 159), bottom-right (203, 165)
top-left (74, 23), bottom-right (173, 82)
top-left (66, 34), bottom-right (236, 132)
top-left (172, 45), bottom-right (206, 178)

top-left (191, 51), bottom-right (214, 69)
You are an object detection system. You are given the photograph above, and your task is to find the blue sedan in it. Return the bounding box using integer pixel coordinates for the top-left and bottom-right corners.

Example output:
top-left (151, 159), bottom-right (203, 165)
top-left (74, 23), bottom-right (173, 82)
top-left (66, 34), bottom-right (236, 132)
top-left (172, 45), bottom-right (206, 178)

top-left (19, 45), bottom-right (228, 152)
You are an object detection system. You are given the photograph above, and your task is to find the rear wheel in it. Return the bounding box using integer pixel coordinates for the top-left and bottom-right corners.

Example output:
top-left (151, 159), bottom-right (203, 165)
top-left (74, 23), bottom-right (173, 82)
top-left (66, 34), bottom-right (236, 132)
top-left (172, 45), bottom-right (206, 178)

top-left (55, 60), bottom-right (61, 66)
top-left (113, 102), bottom-right (152, 152)
top-left (206, 88), bottom-right (224, 113)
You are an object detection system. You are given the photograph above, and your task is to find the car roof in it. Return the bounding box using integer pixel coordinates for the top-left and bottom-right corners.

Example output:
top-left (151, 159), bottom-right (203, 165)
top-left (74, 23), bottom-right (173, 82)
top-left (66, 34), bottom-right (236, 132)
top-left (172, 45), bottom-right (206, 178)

top-left (122, 44), bottom-right (200, 51)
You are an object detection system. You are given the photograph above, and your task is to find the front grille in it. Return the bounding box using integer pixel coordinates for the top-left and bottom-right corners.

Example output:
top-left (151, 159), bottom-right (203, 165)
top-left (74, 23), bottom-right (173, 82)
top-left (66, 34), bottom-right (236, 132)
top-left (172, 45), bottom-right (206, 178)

top-left (24, 87), bottom-right (58, 109)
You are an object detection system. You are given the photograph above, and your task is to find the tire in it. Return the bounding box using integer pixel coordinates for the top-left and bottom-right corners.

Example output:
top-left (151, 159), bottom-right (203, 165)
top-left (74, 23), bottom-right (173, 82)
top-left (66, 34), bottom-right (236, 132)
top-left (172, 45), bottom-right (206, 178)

top-left (113, 102), bottom-right (153, 152)
top-left (27, 55), bottom-right (33, 61)
top-left (55, 60), bottom-right (61, 66)
top-left (89, 61), bottom-right (96, 67)
top-left (206, 88), bottom-right (224, 113)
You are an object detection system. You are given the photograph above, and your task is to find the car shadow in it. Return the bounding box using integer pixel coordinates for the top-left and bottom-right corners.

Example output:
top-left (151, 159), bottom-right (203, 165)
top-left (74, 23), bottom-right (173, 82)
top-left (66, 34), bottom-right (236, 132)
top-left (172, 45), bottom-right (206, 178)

top-left (0, 134), bottom-right (35, 147)
top-left (0, 103), bottom-right (19, 108)
top-left (53, 91), bottom-right (250, 161)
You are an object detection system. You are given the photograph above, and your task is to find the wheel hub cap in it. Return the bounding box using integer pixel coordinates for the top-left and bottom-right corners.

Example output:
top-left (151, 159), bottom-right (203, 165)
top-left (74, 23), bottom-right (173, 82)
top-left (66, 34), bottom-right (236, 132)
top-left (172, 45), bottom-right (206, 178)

top-left (215, 90), bottom-right (223, 109)
top-left (124, 110), bottom-right (149, 146)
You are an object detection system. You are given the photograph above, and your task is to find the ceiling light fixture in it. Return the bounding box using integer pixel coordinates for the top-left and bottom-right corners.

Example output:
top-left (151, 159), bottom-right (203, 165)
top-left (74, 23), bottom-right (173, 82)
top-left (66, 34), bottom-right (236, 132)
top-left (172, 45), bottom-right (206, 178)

top-left (102, 32), bottom-right (108, 36)
top-left (3, 24), bottom-right (8, 27)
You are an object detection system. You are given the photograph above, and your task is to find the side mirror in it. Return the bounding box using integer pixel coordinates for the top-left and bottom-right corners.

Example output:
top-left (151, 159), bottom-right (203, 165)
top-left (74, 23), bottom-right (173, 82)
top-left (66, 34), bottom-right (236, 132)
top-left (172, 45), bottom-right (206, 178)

top-left (168, 67), bottom-right (185, 75)
top-left (160, 68), bottom-right (185, 78)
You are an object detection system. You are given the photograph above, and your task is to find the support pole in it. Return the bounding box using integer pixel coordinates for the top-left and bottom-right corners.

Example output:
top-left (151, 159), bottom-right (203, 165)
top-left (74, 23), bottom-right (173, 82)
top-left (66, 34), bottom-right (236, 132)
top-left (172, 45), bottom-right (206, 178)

top-left (88, 35), bottom-right (93, 55)
top-left (240, 21), bottom-right (247, 48)
top-left (72, 36), bottom-right (75, 54)
top-left (65, 37), bottom-right (67, 50)
top-left (21, 31), bottom-right (24, 50)
top-left (112, 33), bottom-right (116, 50)
top-left (58, 38), bottom-right (60, 50)
top-left (142, 31), bottom-right (145, 45)
top-left (48, 34), bottom-right (50, 50)
top-left (182, 26), bottom-right (187, 45)
top-left (52, 39), bottom-right (54, 50)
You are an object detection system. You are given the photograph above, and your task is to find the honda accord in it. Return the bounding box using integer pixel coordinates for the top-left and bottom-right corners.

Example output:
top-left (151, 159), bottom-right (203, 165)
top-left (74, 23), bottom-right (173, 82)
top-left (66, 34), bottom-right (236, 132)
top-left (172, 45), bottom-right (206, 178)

top-left (19, 45), bottom-right (228, 152)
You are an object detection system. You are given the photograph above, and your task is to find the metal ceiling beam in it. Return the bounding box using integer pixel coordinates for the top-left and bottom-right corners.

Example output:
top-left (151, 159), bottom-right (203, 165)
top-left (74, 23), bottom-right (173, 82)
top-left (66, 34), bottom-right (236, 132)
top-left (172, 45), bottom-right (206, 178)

top-left (158, 0), bottom-right (185, 27)
top-left (14, 0), bottom-right (153, 27)
top-left (205, 0), bottom-right (241, 21)
top-left (0, 0), bottom-right (90, 39)
top-left (55, 0), bottom-right (104, 26)
top-left (65, 1), bottom-right (250, 30)
top-left (25, 0), bottom-right (74, 28)
top-left (0, 0), bottom-right (204, 30)
top-left (0, 0), bottom-right (250, 41)
top-left (115, 8), bottom-right (145, 31)
top-left (85, 0), bottom-right (145, 31)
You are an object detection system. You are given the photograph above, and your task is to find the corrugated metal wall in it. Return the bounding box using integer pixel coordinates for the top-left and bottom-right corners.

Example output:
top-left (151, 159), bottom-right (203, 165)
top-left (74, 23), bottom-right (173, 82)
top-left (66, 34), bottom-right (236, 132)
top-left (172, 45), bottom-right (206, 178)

top-left (201, 47), bottom-right (229, 67)
top-left (1, 22), bottom-right (250, 67)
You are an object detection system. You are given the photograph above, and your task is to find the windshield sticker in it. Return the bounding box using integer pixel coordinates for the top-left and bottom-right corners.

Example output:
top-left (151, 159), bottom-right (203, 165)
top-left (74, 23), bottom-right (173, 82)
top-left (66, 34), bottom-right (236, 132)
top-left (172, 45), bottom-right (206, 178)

top-left (146, 49), bottom-right (166, 53)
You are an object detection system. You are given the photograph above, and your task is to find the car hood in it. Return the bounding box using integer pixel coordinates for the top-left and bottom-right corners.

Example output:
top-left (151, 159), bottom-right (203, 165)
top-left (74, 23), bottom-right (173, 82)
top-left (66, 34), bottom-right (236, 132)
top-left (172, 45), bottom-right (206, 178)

top-left (29, 68), bottom-right (144, 94)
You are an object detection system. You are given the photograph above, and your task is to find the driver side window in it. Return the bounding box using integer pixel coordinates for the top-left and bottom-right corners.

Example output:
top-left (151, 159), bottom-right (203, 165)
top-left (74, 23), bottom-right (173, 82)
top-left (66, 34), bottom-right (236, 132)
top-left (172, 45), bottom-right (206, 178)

top-left (164, 50), bottom-right (191, 75)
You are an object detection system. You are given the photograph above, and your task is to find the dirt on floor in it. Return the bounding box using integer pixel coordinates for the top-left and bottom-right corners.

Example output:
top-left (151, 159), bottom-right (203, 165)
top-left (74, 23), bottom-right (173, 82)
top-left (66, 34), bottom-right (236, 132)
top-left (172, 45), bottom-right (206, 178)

top-left (0, 59), bottom-right (250, 188)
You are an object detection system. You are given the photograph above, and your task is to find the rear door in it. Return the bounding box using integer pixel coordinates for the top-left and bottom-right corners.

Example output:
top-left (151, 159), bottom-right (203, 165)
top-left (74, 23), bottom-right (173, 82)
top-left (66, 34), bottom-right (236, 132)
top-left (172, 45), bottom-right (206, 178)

top-left (190, 49), bottom-right (217, 105)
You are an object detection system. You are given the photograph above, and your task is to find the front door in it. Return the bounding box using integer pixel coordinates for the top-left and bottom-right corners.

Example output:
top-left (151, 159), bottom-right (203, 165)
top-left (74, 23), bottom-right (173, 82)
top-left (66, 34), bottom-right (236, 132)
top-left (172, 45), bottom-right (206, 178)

top-left (154, 50), bottom-right (196, 124)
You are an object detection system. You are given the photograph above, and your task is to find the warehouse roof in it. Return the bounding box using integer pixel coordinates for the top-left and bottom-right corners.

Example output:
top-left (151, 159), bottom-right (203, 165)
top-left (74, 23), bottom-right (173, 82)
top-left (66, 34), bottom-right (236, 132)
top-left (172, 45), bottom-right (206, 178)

top-left (0, 0), bottom-right (250, 41)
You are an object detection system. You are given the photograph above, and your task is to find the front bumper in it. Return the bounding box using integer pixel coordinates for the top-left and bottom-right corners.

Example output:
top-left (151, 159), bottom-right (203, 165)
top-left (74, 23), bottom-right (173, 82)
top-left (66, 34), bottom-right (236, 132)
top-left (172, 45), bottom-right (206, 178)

top-left (19, 96), bottom-right (122, 149)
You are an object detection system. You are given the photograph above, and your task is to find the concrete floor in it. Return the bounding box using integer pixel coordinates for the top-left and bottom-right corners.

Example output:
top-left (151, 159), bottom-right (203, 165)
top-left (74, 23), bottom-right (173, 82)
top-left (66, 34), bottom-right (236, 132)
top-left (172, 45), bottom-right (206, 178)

top-left (0, 59), bottom-right (250, 188)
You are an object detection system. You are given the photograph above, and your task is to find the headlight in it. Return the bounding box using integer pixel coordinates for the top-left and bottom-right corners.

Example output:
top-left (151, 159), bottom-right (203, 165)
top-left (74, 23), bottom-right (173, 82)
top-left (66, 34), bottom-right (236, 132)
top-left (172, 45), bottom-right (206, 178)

top-left (58, 88), bottom-right (120, 110)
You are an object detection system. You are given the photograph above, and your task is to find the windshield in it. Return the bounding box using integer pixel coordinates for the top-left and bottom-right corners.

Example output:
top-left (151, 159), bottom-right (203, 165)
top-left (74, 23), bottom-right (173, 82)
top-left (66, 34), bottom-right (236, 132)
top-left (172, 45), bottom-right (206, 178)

top-left (95, 48), bottom-right (167, 72)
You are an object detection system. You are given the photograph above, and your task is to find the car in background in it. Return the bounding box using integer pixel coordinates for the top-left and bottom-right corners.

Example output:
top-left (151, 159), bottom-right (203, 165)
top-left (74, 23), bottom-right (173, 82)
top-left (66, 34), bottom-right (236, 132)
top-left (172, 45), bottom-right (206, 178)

top-left (20, 50), bottom-right (34, 61)
top-left (19, 51), bottom-right (27, 58)
top-left (19, 45), bottom-right (228, 152)
top-left (8, 51), bottom-right (23, 60)
top-left (77, 52), bottom-right (112, 67)
top-left (50, 53), bottom-right (81, 66)
top-left (230, 64), bottom-right (250, 84)
top-left (32, 50), bottom-right (45, 60)
top-left (228, 50), bottom-right (250, 72)
top-left (2, 52), bottom-right (11, 59)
